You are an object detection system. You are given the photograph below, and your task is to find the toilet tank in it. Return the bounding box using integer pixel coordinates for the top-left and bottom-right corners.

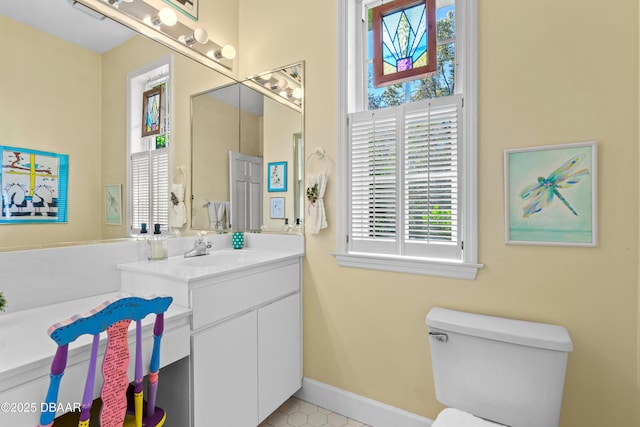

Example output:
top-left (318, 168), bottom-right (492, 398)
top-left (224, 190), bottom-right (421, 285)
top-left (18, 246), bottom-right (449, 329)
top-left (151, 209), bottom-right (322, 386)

top-left (426, 308), bottom-right (572, 427)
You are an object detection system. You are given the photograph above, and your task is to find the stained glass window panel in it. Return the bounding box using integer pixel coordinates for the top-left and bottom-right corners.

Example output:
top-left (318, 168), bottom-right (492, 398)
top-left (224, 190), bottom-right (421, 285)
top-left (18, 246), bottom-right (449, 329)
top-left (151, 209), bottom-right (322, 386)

top-left (372, 0), bottom-right (436, 88)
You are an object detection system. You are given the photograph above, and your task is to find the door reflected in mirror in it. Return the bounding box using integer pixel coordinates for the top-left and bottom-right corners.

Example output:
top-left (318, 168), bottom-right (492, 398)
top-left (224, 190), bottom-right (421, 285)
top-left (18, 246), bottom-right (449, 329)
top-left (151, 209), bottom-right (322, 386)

top-left (190, 63), bottom-right (304, 233)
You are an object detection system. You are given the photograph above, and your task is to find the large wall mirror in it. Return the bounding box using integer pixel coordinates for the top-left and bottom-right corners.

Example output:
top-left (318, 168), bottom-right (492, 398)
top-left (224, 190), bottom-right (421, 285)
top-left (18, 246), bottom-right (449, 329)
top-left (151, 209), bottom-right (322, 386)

top-left (191, 64), bottom-right (304, 233)
top-left (0, 0), bottom-right (304, 251)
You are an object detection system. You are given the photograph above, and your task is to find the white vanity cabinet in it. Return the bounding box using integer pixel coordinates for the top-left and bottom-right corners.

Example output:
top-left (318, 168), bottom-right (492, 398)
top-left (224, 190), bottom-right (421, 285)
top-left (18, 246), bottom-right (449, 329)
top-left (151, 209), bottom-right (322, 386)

top-left (258, 292), bottom-right (301, 421)
top-left (191, 259), bottom-right (302, 426)
top-left (119, 250), bottom-right (303, 427)
top-left (193, 310), bottom-right (258, 426)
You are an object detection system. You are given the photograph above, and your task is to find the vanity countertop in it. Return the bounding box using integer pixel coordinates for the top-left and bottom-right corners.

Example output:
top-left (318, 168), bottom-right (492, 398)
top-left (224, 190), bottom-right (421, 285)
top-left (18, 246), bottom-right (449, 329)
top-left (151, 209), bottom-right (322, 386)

top-left (117, 247), bottom-right (304, 283)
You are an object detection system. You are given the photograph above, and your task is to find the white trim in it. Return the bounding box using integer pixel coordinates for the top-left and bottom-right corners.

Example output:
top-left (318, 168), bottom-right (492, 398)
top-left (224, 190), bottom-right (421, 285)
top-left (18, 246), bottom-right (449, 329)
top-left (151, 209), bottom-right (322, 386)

top-left (459, 0), bottom-right (479, 265)
top-left (295, 377), bottom-right (434, 427)
top-left (336, 0), bottom-right (350, 254)
top-left (334, 252), bottom-right (482, 280)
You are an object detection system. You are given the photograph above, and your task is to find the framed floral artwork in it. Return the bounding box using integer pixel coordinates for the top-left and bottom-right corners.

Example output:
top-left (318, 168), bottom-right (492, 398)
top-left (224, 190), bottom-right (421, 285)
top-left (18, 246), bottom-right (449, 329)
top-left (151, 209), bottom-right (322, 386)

top-left (268, 161), bottom-right (287, 192)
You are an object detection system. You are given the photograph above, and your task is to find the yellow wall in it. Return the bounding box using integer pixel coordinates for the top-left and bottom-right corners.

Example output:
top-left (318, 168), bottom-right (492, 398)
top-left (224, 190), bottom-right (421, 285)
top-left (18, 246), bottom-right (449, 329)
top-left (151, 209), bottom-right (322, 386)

top-left (239, 0), bottom-right (640, 425)
top-left (262, 97), bottom-right (302, 229)
top-left (0, 16), bottom-right (103, 249)
top-left (190, 94), bottom-right (241, 230)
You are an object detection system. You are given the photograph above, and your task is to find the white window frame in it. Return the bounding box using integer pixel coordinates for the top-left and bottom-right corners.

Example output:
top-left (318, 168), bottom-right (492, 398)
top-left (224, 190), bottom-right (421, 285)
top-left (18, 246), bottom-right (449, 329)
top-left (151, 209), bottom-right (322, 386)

top-left (126, 55), bottom-right (173, 235)
top-left (335, 0), bottom-right (482, 279)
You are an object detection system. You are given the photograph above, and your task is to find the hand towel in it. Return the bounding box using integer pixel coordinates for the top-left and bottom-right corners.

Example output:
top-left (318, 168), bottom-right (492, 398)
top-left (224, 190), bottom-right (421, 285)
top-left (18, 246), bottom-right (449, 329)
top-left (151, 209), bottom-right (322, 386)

top-left (432, 408), bottom-right (503, 427)
top-left (305, 172), bottom-right (328, 234)
top-left (207, 201), bottom-right (225, 230)
top-left (169, 183), bottom-right (187, 228)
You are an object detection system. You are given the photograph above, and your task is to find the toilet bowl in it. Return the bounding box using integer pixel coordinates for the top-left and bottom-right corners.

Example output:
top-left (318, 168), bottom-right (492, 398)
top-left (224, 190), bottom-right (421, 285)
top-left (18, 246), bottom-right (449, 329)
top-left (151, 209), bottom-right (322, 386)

top-left (432, 408), bottom-right (504, 427)
top-left (426, 308), bottom-right (573, 427)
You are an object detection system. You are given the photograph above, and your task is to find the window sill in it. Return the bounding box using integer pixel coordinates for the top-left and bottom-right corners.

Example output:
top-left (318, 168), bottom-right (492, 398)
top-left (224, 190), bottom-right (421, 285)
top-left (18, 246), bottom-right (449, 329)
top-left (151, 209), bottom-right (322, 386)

top-left (333, 252), bottom-right (483, 280)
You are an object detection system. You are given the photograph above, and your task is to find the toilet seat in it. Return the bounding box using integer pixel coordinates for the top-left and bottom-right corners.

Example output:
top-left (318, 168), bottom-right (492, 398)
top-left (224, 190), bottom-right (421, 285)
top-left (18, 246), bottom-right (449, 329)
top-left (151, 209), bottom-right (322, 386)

top-left (432, 408), bottom-right (505, 427)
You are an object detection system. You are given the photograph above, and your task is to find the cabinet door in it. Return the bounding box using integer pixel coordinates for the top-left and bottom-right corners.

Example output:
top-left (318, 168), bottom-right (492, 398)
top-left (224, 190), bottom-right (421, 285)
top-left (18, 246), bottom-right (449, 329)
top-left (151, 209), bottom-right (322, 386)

top-left (192, 310), bottom-right (258, 427)
top-left (257, 292), bottom-right (302, 422)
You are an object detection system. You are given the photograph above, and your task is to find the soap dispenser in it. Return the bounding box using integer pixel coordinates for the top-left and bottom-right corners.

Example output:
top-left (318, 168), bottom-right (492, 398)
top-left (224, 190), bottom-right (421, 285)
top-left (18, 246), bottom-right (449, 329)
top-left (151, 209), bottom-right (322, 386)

top-left (137, 223), bottom-right (149, 261)
top-left (148, 223), bottom-right (168, 260)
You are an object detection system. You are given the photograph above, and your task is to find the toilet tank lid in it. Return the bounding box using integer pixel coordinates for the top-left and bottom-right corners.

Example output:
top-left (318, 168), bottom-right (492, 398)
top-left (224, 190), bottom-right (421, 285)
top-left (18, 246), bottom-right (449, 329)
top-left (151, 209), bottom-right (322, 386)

top-left (426, 307), bottom-right (573, 352)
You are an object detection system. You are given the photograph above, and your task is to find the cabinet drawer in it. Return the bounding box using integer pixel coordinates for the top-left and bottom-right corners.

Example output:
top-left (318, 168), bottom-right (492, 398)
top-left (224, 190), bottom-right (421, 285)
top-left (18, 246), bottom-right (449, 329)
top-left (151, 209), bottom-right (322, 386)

top-left (191, 261), bottom-right (299, 330)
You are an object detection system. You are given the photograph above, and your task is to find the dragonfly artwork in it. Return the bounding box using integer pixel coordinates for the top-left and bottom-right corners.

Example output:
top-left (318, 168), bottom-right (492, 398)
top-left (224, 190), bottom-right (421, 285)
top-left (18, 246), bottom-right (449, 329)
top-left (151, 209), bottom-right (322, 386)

top-left (519, 154), bottom-right (590, 218)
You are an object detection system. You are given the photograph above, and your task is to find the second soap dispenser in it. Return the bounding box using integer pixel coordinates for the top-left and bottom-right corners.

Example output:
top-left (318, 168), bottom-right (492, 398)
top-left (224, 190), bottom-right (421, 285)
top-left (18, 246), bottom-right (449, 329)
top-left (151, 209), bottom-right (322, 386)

top-left (148, 223), bottom-right (168, 260)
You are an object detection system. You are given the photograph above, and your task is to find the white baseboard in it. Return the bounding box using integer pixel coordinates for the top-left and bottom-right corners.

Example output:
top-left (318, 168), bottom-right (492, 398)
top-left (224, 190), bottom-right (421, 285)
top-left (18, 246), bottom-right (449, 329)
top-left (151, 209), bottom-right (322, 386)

top-left (294, 377), bottom-right (434, 427)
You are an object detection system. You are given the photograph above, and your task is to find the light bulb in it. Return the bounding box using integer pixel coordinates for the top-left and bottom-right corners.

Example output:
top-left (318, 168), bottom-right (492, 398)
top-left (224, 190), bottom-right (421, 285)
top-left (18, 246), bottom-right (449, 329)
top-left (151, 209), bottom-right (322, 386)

top-left (145, 8), bottom-right (177, 27)
top-left (158, 7), bottom-right (177, 26)
top-left (277, 79), bottom-right (288, 90)
top-left (193, 28), bottom-right (208, 43)
top-left (220, 45), bottom-right (236, 60)
top-left (210, 45), bottom-right (236, 60)
top-left (180, 28), bottom-right (208, 46)
top-left (279, 90), bottom-right (288, 98)
top-left (261, 72), bottom-right (272, 81)
top-left (292, 87), bottom-right (303, 99)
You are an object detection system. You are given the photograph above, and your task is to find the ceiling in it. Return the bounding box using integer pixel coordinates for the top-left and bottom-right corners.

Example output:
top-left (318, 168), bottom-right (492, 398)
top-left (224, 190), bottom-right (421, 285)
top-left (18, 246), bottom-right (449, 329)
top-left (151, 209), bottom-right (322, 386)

top-left (0, 0), bottom-right (136, 53)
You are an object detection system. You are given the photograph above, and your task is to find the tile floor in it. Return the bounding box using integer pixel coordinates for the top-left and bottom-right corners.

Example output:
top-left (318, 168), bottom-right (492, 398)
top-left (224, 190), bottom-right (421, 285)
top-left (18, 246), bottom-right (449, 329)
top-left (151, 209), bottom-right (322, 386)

top-left (259, 397), bottom-right (370, 427)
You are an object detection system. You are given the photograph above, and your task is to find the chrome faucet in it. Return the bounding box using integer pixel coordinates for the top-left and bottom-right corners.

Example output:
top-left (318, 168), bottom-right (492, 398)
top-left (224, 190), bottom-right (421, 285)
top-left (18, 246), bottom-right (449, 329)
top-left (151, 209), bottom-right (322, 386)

top-left (184, 234), bottom-right (212, 258)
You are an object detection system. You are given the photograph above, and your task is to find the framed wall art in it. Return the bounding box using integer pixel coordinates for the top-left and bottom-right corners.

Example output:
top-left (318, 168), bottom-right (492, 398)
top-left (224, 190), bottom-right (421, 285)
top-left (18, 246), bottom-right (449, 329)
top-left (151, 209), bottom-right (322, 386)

top-left (105, 184), bottom-right (122, 226)
top-left (268, 161), bottom-right (287, 192)
top-left (142, 85), bottom-right (163, 137)
top-left (270, 197), bottom-right (285, 219)
top-left (504, 141), bottom-right (597, 246)
top-left (0, 146), bottom-right (69, 224)
top-left (163, 0), bottom-right (198, 21)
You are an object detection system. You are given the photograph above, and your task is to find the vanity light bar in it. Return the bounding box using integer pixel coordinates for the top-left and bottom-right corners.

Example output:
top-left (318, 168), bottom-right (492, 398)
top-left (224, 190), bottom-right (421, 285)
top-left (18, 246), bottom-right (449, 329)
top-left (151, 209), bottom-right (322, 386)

top-left (99, 0), bottom-right (234, 70)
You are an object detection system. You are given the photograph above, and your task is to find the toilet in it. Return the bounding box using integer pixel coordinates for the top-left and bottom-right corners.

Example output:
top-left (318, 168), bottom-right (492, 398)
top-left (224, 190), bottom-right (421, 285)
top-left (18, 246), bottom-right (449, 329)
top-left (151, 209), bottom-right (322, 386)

top-left (425, 307), bottom-right (573, 427)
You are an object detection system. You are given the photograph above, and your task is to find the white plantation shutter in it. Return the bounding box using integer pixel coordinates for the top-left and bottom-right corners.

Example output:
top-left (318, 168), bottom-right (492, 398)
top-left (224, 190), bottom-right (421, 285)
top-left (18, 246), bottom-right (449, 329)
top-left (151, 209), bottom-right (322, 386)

top-left (348, 95), bottom-right (462, 260)
top-left (151, 148), bottom-right (169, 228)
top-left (131, 152), bottom-right (150, 229)
top-left (131, 148), bottom-right (169, 231)
top-left (404, 96), bottom-right (461, 259)
top-left (350, 108), bottom-right (399, 254)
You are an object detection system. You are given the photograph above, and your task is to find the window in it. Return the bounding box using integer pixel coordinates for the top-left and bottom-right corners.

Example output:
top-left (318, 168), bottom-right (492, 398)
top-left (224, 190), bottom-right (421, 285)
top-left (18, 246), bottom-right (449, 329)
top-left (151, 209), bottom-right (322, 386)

top-left (371, 0), bottom-right (436, 87)
top-left (336, 0), bottom-right (480, 279)
top-left (127, 58), bottom-right (171, 234)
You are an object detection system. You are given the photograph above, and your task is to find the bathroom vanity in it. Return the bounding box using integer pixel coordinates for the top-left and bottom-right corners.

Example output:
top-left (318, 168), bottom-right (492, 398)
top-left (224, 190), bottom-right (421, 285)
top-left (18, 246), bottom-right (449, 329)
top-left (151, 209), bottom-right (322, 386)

top-left (118, 235), bottom-right (304, 426)
top-left (0, 233), bottom-right (302, 427)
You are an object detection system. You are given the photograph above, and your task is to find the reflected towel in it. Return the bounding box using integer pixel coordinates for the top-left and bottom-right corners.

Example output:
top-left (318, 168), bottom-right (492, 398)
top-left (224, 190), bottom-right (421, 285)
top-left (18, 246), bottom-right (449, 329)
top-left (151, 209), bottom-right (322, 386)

top-left (169, 183), bottom-right (187, 228)
top-left (305, 172), bottom-right (327, 234)
top-left (432, 409), bottom-right (503, 427)
top-left (207, 201), bottom-right (227, 230)
top-left (224, 202), bottom-right (231, 229)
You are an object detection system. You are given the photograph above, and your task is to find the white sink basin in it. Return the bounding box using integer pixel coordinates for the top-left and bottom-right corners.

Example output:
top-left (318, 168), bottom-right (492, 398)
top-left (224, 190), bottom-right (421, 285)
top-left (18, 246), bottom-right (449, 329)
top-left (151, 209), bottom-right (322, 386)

top-left (180, 250), bottom-right (258, 267)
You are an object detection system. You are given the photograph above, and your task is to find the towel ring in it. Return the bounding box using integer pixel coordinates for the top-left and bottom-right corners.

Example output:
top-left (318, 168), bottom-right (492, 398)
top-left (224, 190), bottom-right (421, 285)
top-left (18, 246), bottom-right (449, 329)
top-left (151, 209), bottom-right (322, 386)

top-left (173, 165), bottom-right (187, 184)
top-left (305, 147), bottom-right (333, 174)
